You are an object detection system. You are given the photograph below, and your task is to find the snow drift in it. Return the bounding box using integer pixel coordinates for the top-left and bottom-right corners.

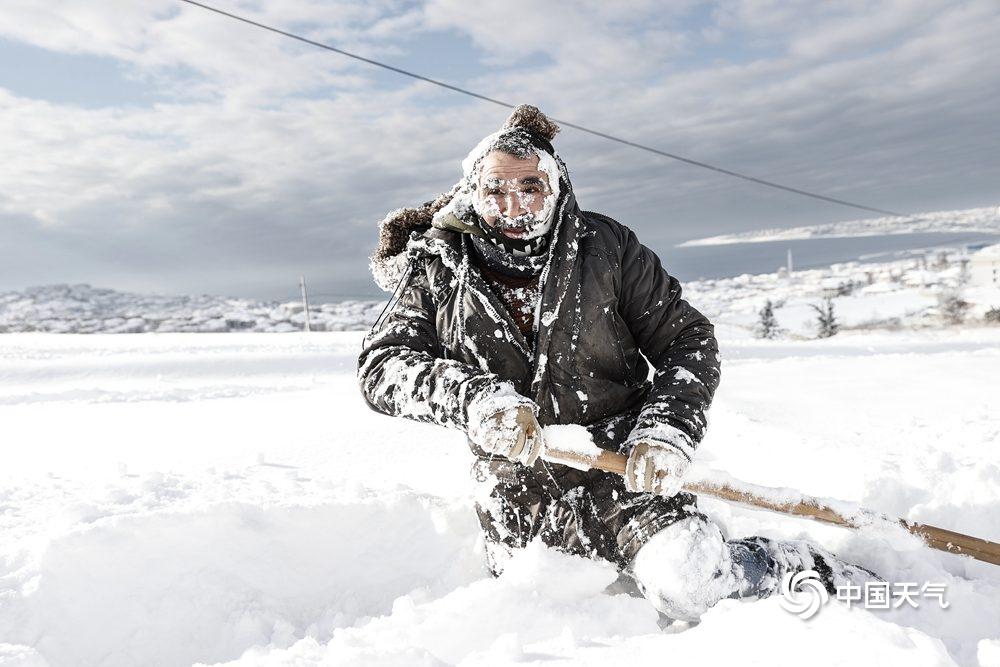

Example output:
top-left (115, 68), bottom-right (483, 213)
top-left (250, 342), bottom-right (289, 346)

top-left (1, 332), bottom-right (999, 666)
top-left (1, 495), bottom-right (481, 666)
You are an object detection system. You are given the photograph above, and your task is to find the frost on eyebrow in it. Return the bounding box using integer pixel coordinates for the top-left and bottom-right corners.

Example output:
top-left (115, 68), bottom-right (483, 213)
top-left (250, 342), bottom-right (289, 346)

top-left (479, 173), bottom-right (551, 193)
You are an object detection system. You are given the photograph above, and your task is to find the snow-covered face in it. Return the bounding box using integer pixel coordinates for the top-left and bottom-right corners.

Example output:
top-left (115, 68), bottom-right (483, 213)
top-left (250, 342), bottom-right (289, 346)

top-left (475, 151), bottom-right (556, 241)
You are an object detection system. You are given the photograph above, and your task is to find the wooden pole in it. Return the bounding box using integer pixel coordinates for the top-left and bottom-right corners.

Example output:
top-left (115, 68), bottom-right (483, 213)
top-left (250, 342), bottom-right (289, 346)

top-left (550, 448), bottom-right (1000, 567)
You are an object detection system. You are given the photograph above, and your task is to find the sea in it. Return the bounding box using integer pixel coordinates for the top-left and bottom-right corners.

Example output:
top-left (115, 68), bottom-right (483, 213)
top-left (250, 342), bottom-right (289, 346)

top-left (660, 232), bottom-right (1000, 282)
top-left (312, 231), bottom-right (1000, 302)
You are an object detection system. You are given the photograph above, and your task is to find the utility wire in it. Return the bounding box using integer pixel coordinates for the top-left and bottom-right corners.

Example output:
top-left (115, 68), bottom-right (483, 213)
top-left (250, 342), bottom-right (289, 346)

top-left (178, 0), bottom-right (913, 219)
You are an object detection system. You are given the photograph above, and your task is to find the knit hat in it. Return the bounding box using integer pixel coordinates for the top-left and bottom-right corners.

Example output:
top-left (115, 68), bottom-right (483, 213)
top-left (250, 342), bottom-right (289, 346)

top-left (434, 105), bottom-right (565, 257)
top-left (371, 105), bottom-right (567, 289)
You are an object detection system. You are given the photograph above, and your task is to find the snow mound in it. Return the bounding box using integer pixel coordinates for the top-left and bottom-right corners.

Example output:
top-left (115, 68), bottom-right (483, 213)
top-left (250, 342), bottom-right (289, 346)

top-left (0, 496), bottom-right (482, 667)
top-left (0, 644), bottom-right (50, 667)
top-left (209, 543), bottom-right (966, 667)
top-left (209, 542), bottom-right (660, 666)
top-left (979, 639), bottom-right (1000, 667)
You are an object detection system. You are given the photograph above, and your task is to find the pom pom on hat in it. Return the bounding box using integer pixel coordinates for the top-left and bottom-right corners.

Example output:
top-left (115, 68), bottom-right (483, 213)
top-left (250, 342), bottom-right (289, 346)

top-left (502, 104), bottom-right (560, 142)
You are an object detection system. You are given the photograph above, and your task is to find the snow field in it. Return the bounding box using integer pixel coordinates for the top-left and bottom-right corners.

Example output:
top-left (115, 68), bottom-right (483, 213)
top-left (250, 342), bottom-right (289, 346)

top-left (0, 285), bottom-right (384, 334)
top-left (1, 331), bottom-right (999, 666)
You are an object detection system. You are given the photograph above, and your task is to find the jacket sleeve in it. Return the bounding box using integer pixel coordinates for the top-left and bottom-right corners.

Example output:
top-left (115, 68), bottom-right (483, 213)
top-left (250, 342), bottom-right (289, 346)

top-left (357, 262), bottom-right (531, 435)
top-left (616, 228), bottom-right (721, 459)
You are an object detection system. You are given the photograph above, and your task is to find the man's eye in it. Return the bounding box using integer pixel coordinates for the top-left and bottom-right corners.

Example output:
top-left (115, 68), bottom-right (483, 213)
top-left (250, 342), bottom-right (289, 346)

top-left (485, 188), bottom-right (502, 196)
top-left (521, 186), bottom-right (540, 193)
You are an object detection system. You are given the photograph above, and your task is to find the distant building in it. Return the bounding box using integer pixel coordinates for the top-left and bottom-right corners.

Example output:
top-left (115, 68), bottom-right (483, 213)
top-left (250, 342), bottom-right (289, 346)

top-left (970, 244), bottom-right (1000, 288)
top-left (819, 278), bottom-right (843, 298)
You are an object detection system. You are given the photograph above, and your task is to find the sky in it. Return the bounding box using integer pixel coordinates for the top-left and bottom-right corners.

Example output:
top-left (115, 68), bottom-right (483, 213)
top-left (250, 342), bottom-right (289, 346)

top-left (1, 0), bottom-right (998, 301)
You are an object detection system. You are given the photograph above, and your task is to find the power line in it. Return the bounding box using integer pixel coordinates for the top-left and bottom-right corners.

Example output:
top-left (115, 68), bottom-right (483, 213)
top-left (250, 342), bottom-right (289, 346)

top-left (177, 0), bottom-right (913, 219)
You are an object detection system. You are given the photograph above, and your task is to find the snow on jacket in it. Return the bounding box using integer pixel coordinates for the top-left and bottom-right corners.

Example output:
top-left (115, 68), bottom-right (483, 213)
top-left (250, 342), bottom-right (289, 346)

top-left (357, 183), bottom-right (721, 463)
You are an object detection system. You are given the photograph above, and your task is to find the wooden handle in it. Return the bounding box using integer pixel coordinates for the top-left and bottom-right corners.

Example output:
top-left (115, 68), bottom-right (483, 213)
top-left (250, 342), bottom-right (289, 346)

top-left (548, 447), bottom-right (1000, 567)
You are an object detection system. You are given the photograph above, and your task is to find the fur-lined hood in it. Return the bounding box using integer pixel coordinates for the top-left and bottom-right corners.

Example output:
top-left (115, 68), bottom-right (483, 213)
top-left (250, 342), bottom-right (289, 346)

top-left (369, 188), bottom-right (457, 291)
top-left (370, 104), bottom-right (562, 292)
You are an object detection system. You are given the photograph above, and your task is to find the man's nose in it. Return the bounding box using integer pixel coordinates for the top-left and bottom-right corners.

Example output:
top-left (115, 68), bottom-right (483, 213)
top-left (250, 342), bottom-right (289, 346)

top-left (503, 193), bottom-right (523, 217)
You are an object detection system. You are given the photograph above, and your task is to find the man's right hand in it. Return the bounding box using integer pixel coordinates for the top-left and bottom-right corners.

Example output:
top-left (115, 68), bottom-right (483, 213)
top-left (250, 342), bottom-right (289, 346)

top-left (476, 404), bottom-right (543, 466)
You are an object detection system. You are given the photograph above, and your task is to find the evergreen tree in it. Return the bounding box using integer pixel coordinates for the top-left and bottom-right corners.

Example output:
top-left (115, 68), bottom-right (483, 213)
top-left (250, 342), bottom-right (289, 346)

top-left (755, 300), bottom-right (780, 339)
top-left (810, 298), bottom-right (839, 338)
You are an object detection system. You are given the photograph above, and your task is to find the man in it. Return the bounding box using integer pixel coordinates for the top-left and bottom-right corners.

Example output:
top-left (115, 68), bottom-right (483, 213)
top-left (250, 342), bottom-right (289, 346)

top-left (358, 105), bottom-right (874, 621)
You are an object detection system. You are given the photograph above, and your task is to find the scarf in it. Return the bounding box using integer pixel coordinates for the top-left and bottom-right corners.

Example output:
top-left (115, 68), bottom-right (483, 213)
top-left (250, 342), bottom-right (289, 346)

top-left (470, 232), bottom-right (549, 279)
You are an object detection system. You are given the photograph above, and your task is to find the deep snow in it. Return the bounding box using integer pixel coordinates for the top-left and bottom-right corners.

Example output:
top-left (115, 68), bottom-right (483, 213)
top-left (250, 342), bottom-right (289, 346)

top-left (1, 330), bottom-right (999, 666)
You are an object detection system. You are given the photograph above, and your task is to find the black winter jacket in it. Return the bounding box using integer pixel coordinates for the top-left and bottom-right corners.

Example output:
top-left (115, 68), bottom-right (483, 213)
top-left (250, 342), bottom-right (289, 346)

top-left (358, 189), bottom-right (721, 466)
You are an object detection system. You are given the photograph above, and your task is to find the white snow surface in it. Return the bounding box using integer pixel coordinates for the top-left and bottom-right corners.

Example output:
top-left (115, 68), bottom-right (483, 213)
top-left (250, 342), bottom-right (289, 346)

top-left (1, 330), bottom-right (999, 666)
top-left (0, 284), bottom-right (384, 334)
top-left (682, 245), bottom-right (1000, 339)
top-left (540, 424), bottom-right (601, 464)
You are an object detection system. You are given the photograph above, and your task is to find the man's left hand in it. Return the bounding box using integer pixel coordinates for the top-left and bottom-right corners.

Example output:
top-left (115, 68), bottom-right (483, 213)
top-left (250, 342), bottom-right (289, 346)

top-left (478, 404), bottom-right (544, 467)
top-left (624, 441), bottom-right (689, 497)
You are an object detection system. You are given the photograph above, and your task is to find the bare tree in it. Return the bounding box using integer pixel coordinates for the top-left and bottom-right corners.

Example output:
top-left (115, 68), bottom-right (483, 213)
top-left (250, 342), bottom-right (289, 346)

top-left (938, 291), bottom-right (970, 325)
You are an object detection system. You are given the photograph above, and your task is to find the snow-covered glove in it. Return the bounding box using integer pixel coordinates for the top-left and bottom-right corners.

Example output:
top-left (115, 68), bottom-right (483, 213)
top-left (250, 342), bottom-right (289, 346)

top-left (624, 441), bottom-right (689, 497)
top-left (476, 405), bottom-right (544, 466)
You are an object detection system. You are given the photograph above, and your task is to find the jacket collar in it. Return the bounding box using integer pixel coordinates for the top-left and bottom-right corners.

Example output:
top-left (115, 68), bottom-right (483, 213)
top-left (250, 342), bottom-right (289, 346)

top-left (403, 191), bottom-right (587, 414)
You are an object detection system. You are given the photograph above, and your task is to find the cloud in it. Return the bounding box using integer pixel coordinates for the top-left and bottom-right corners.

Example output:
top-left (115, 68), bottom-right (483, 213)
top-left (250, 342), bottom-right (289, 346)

top-left (0, 0), bottom-right (998, 298)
